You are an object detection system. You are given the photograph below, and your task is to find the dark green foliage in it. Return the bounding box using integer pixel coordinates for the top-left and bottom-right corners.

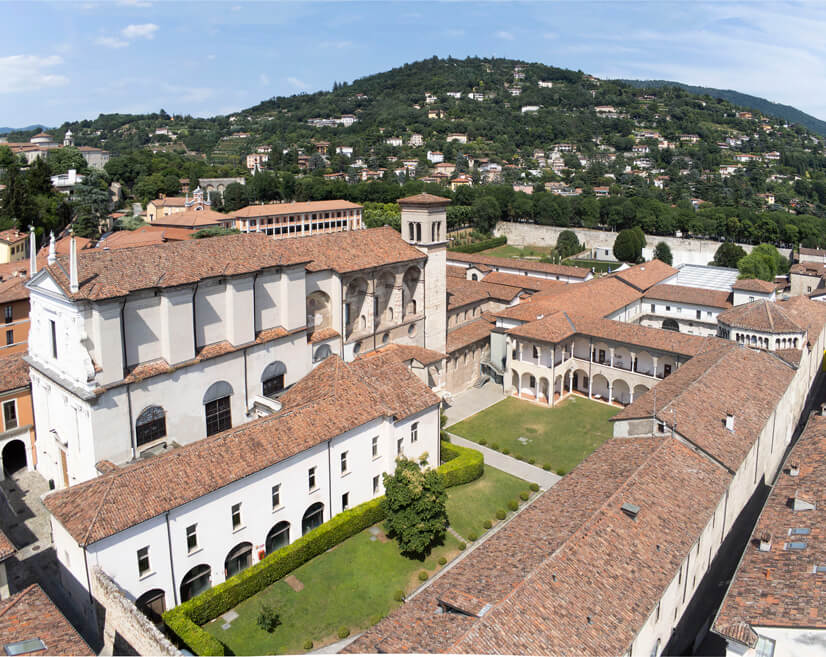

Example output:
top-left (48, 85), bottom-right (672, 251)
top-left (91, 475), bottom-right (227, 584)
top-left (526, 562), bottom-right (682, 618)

top-left (613, 228), bottom-right (643, 263)
top-left (418, 571), bottom-right (429, 581)
top-left (490, 443), bottom-right (499, 451)
top-left (478, 438), bottom-right (487, 446)
top-left (502, 448), bottom-right (510, 455)
top-left (529, 483), bottom-right (540, 492)
top-left (528, 457), bottom-right (536, 465)
top-left (222, 183), bottom-right (248, 211)
top-left (471, 196), bottom-right (501, 233)
top-left (519, 491), bottom-right (529, 501)
top-left (438, 556), bottom-right (447, 565)
top-left (467, 532), bottom-right (478, 542)
top-left (557, 468), bottom-right (567, 476)
top-left (450, 236), bottom-right (507, 254)
top-left (256, 603), bottom-right (281, 633)
top-left (458, 542), bottom-right (466, 551)
top-left (482, 519), bottom-right (492, 529)
top-left (193, 227), bottom-right (240, 239)
top-left (382, 457), bottom-right (447, 558)
top-left (555, 230), bottom-right (582, 258)
top-left (393, 590), bottom-right (405, 602)
top-left (738, 243), bottom-right (787, 280)
top-left (303, 640), bottom-right (314, 650)
top-left (543, 464), bottom-right (552, 471)
top-left (712, 242), bottom-right (747, 268)
top-left (438, 442), bottom-right (485, 487)
top-left (507, 500), bottom-right (518, 511)
top-left (653, 241), bottom-right (673, 265)
top-left (337, 626), bottom-right (350, 639)
top-left (495, 509), bottom-right (506, 520)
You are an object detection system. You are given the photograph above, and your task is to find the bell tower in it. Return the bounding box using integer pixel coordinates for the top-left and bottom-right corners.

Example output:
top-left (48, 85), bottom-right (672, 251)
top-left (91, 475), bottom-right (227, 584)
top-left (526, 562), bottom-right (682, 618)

top-left (398, 193), bottom-right (449, 354)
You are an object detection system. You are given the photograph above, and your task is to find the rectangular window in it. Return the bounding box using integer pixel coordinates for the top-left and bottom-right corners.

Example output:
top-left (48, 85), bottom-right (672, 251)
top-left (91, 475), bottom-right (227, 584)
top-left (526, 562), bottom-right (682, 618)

top-left (340, 451), bottom-right (348, 474)
top-left (231, 503), bottom-right (242, 529)
top-left (3, 401), bottom-right (17, 431)
top-left (665, 305), bottom-right (671, 312)
top-left (4, 306), bottom-right (11, 323)
top-left (650, 304), bottom-right (655, 312)
top-left (373, 475), bottom-right (380, 495)
top-left (262, 374), bottom-right (285, 398)
top-left (186, 524), bottom-right (198, 552)
top-left (342, 492), bottom-right (349, 510)
top-left (137, 546), bottom-right (150, 576)
top-left (308, 466), bottom-right (317, 491)
top-left (50, 319), bottom-right (57, 358)
top-left (271, 484), bottom-right (281, 509)
top-left (696, 310), bottom-right (701, 320)
top-left (411, 422), bottom-right (418, 443)
top-left (397, 438), bottom-right (403, 455)
top-left (371, 436), bottom-right (379, 458)
top-left (205, 397), bottom-right (231, 436)
top-left (5, 329), bottom-right (12, 346)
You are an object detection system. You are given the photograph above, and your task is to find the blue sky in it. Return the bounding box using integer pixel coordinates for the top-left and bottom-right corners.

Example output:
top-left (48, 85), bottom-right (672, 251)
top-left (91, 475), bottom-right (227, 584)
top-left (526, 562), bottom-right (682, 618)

top-left (3, 1), bottom-right (826, 127)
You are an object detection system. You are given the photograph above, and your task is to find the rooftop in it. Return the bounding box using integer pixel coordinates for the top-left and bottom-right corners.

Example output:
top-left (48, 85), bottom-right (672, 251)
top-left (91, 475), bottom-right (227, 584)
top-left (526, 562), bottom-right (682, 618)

top-left (0, 528), bottom-right (14, 561)
top-left (717, 300), bottom-right (803, 334)
top-left (361, 343), bottom-right (446, 367)
top-left (481, 271), bottom-right (567, 292)
top-left (0, 354), bottom-right (30, 393)
top-left (644, 283), bottom-right (732, 309)
top-left (97, 226), bottom-right (194, 250)
top-left (732, 278), bottom-right (776, 293)
top-left (0, 229), bottom-right (27, 244)
top-left (151, 208), bottom-right (226, 229)
top-left (612, 259), bottom-right (678, 291)
top-left (446, 317), bottom-right (496, 353)
top-left (227, 200), bottom-right (363, 218)
top-left (446, 277), bottom-right (520, 311)
top-left (45, 355), bottom-right (439, 546)
top-left (447, 251), bottom-right (590, 279)
top-left (670, 263), bottom-right (740, 292)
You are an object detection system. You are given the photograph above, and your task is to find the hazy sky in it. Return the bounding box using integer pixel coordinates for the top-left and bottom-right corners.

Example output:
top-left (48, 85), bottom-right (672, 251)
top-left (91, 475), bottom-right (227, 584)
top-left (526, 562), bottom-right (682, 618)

top-left (2, 1), bottom-right (826, 127)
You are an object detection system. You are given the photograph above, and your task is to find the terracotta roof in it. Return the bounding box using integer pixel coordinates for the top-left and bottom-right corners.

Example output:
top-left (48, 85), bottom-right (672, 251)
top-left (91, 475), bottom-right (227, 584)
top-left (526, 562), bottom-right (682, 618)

top-left (362, 343), bottom-right (446, 366)
top-left (348, 436), bottom-right (730, 656)
top-left (612, 259), bottom-right (678, 291)
top-left (45, 355), bottom-right (439, 546)
top-left (306, 327), bottom-right (339, 344)
top-left (0, 276), bottom-right (29, 304)
top-left (446, 265), bottom-right (467, 278)
top-left (714, 414), bottom-right (826, 642)
top-left (446, 317), bottom-right (495, 353)
top-left (778, 296), bottom-right (826, 345)
top-left (446, 277), bottom-right (520, 311)
top-left (790, 262), bottom-right (826, 277)
top-left (0, 584), bottom-right (91, 656)
top-left (396, 193), bottom-right (451, 205)
top-left (149, 196), bottom-right (188, 207)
top-left (0, 229), bottom-right (27, 244)
top-left (0, 353), bottom-right (30, 392)
top-left (0, 528), bottom-right (14, 561)
top-left (481, 271), bottom-right (568, 292)
top-left (37, 235), bottom-right (93, 258)
top-left (644, 284), bottom-right (732, 309)
top-left (151, 208), bottom-right (225, 228)
top-left (732, 278), bottom-right (776, 293)
top-left (227, 200), bottom-right (362, 218)
top-left (613, 344), bottom-right (794, 471)
top-left (718, 300), bottom-right (803, 334)
top-left (97, 226), bottom-right (194, 250)
top-left (447, 251), bottom-right (591, 279)
top-left (774, 348), bottom-right (802, 367)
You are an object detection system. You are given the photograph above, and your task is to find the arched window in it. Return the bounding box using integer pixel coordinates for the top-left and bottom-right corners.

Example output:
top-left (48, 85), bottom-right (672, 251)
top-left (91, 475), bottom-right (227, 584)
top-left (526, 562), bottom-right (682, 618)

top-left (471, 273), bottom-right (478, 281)
top-left (302, 502), bottom-right (324, 535)
top-left (261, 361), bottom-right (287, 398)
top-left (203, 381), bottom-right (233, 436)
top-left (532, 345), bottom-right (539, 359)
top-left (313, 344), bottom-right (332, 363)
top-left (225, 542), bottom-right (252, 578)
top-left (266, 521), bottom-right (291, 554)
top-left (135, 406), bottom-right (166, 447)
top-left (135, 589), bottom-right (166, 625)
top-left (180, 564), bottom-right (211, 602)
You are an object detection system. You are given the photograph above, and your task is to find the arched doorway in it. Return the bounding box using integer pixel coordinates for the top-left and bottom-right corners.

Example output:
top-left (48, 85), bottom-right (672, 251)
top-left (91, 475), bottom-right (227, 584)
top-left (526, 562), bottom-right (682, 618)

top-left (265, 521), bottom-right (291, 555)
top-left (2, 440), bottom-right (26, 476)
top-left (225, 542), bottom-right (253, 578)
top-left (302, 502), bottom-right (324, 535)
top-left (135, 589), bottom-right (166, 625)
top-left (179, 564), bottom-right (211, 602)
top-left (662, 318), bottom-right (679, 332)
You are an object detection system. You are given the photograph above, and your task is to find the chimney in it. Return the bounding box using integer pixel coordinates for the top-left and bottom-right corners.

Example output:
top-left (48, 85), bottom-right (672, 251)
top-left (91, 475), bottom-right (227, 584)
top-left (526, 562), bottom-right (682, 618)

top-left (28, 225), bottom-right (36, 277)
top-left (47, 232), bottom-right (56, 265)
top-left (725, 413), bottom-right (735, 432)
top-left (758, 531), bottom-right (772, 552)
top-left (789, 463), bottom-right (800, 477)
top-left (69, 234), bottom-right (79, 293)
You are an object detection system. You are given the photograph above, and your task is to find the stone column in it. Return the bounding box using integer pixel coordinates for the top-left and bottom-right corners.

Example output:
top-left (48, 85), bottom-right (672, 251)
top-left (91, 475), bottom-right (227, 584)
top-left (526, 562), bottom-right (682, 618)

top-left (653, 356), bottom-right (659, 377)
top-left (608, 382), bottom-right (613, 404)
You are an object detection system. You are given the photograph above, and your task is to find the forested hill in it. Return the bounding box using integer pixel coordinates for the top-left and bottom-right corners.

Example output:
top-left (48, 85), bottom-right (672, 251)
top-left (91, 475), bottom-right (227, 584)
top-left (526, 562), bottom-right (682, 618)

top-left (619, 79), bottom-right (826, 136)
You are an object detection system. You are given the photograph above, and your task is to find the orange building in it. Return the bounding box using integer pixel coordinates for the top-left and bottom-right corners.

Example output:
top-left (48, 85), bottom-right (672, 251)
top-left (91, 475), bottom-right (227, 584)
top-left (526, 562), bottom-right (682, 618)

top-left (0, 277), bottom-right (30, 354)
top-left (0, 354), bottom-right (35, 478)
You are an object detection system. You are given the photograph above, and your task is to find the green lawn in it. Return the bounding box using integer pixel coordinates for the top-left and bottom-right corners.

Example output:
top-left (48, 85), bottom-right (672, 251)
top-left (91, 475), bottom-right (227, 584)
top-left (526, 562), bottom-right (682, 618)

top-left (481, 244), bottom-right (554, 259)
top-left (446, 466), bottom-right (529, 540)
top-left (562, 258), bottom-right (619, 273)
top-left (447, 396), bottom-right (618, 474)
top-left (204, 528), bottom-right (461, 655)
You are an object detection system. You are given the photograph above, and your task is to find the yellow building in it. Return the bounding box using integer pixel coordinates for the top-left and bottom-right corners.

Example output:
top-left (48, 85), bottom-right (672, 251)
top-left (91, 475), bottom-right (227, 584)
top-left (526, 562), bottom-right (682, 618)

top-left (0, 230), bottom-right (29, 265)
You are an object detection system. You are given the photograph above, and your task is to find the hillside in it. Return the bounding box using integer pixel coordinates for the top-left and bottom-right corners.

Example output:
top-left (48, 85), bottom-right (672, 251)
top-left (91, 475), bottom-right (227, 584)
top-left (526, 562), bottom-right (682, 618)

top-left (618, 79), bottom-right (826, 136)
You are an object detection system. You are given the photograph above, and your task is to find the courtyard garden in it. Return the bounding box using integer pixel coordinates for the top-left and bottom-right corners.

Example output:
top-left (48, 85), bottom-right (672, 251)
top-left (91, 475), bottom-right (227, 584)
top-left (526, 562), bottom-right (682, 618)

top-left (446, 396), bottom-right (618, 474)
top-left (480, 243), bottom-right (554, 259)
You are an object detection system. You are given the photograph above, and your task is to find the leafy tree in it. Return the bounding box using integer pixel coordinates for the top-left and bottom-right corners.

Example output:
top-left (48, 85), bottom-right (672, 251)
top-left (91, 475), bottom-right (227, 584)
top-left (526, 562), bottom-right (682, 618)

top-left (193, 226), bottom-right (240, 239)
top-left (256, 603), bottom-right (281, 633)
top-left (737, 252), bottom-right (773, 281)
top-left (555, 230), bottom-right (582, 259)
top-left (382, 456), bottom-right (447, 558)
top-left (48, 147), bottom-right (88, 175)
top-left (363, 202), bottom-right (400, 231)
top-left (471, 195), bottom-right (500, 233)
top-left (73, 210), bottom-right (101, 239)
top-left (711, 242), bottom-right (747, 268)
top-left (653, 241), bottom-right (673, 265)
top-left (222, 182), bottom-right (248, 211)
top-left (614, 228), bottom-right (643, 263)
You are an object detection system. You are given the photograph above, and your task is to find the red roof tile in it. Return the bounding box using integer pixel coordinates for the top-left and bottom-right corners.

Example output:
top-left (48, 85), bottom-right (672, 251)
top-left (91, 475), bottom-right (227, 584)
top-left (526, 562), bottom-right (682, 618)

top-left (447, 251), bottom-right (591, 279)
top-left (718, 300), bottom-right (803, 333)
top-left (0, 353), bottom-right (30, 393)
top-left (644, 284), bottom-right (732, 309)
top-left (612, 259), bottom-right (678, 291)
top-left (732, 278), bottom-right (776, 293)
top-left (447, 317), bottom-right (495, 353)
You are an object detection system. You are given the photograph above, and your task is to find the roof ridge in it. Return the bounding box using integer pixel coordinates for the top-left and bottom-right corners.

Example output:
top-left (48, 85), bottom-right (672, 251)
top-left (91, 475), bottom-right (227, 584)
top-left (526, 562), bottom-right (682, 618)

top-left (80, 475), bottom-right (118, 546)
top-left (0, 583), bottom-right (37, 618)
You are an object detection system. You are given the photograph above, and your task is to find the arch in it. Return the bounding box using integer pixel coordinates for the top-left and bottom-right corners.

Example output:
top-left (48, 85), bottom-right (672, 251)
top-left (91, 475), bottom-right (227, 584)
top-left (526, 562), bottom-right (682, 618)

top-left (180, 564), bottom-right (211, 602)
top-left (635, 350), bottom-right (654, 376)
top-left (592, 341), bottom-right (611, 364)
top-left (266, 521), bottom-right (291, 554)
top-left (591, 373), bottom-right (610, 400)
top-left (261, 361), bottom-right (287, 398)
top-left (521, 372), bottom-right (536, 398)
top-left (572, 368), bottom-right (589, 394)
top-left (794, 337), bottom-right (799, 348)
top-left (135, 406), bottom-right (166, 447)
top-left (402, 267), bottom-right (421, 318)
top-left (203, 381), bottom-right (232, 436)
top-left (225, 542), bottom-right (253, 578)
top-left (345, 277), bottom-right (369, 334)
top-left (471, 273), bottom-right (478, 281)
top-left (612, 379), bottom-right (631, 405)
top-left (313, 344), bottom-right (332, 363)
top-left (539, 377), bottom-right (550, 403)
top-left (1, 440), bottom-right (26, 476)
top-left (633, 384), bottom-right (650, 401)
top-left (135, 589), bottom-right (166, 625)
top-left (203, 380), bottom-right (233, 404)
top-left (376, 271), bottom-right (396, 324)
top-left (613, 346), bottom-right (632, 370)
top-left (306, 290), bottom-right (331, 332)
top-left (302, 502), bottom-right (325, 535)
top-left (658, 355), bottom-right (676, 378)
top-left (511, 370), bottom-right (519, 395)
top-left (662, 318), bottom-right (679, 332)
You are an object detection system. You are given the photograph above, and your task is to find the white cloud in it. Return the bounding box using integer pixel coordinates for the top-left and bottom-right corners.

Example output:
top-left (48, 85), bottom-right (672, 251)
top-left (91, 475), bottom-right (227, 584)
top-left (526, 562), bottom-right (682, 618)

top-left (259, 73), bottom-right (270, 86)
top-left (122, 23), bottom-right (159, 40)
top-left (496, 30), bottom-right (515, 40)
top-left (96, 36), bottom-right (129, 48)
top-left (287, 76), bottom-right (309, 90)
top-left (0, 55), bottom-right (69, 93)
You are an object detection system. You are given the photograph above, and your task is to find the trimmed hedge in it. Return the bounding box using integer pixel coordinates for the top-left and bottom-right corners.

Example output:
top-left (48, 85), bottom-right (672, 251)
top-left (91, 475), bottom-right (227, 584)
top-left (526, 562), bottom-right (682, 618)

top-left (449, 236), bottom-right (507, 254)
top-left (163, 441), bottom-right (483, 655)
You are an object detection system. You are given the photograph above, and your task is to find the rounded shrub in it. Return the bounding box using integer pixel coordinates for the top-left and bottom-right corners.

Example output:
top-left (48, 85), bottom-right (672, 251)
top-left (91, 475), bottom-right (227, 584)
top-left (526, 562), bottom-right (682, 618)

top-left (529, 482), bottom-right (540, 492)
top-left (491, 443), bottom-right (500, 451)
top-left (557, 468), bottom-right (567, 476)
top-left (468, 532), bottom-right (478, 541)
top-left (483, 519), bottom-right (492, 529)
top-left (495, 509), bottom-right (506, 520)
top-left (338, 626), bottom-right (350, 639)
top-left (543, 463), bottom-right (552, 471)
top-left (514, 453), bottom-right (524, 461)
top-left (502, 448), bottom-right (510, 455)
top-left (458, 542), bottom-right (467, 551)
top-left (528, 457), bottom-right (536, 465)
top-left (304, 640), bottom-right (314, 651)
top-left (519, 491), bottom-right (529, 501)
top-left (507, 500), bottom-right (518, 511)
top-left (478, 438), bottom-right (487, 446)
top-left (418, 571), bottom-right (429, 581)
top-left (438, 556), bottom-right (447, 565)
top-left (393, 589), bottom-right (405, 602)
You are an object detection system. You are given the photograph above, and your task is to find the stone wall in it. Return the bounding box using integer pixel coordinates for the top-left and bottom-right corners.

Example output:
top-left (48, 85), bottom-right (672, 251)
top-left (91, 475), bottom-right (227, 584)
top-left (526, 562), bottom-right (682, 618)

top-left (494, 222), bottom-right (792, 267)
top-left (90, 567), bottom-right (180, 657)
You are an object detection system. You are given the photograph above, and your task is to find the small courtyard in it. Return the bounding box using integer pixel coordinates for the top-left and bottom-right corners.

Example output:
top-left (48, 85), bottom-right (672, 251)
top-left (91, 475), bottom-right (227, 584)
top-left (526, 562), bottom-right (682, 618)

top-left (203, 465), bottom-right (528, 655)
top-left (446, 396), bottom-right (619, 474)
